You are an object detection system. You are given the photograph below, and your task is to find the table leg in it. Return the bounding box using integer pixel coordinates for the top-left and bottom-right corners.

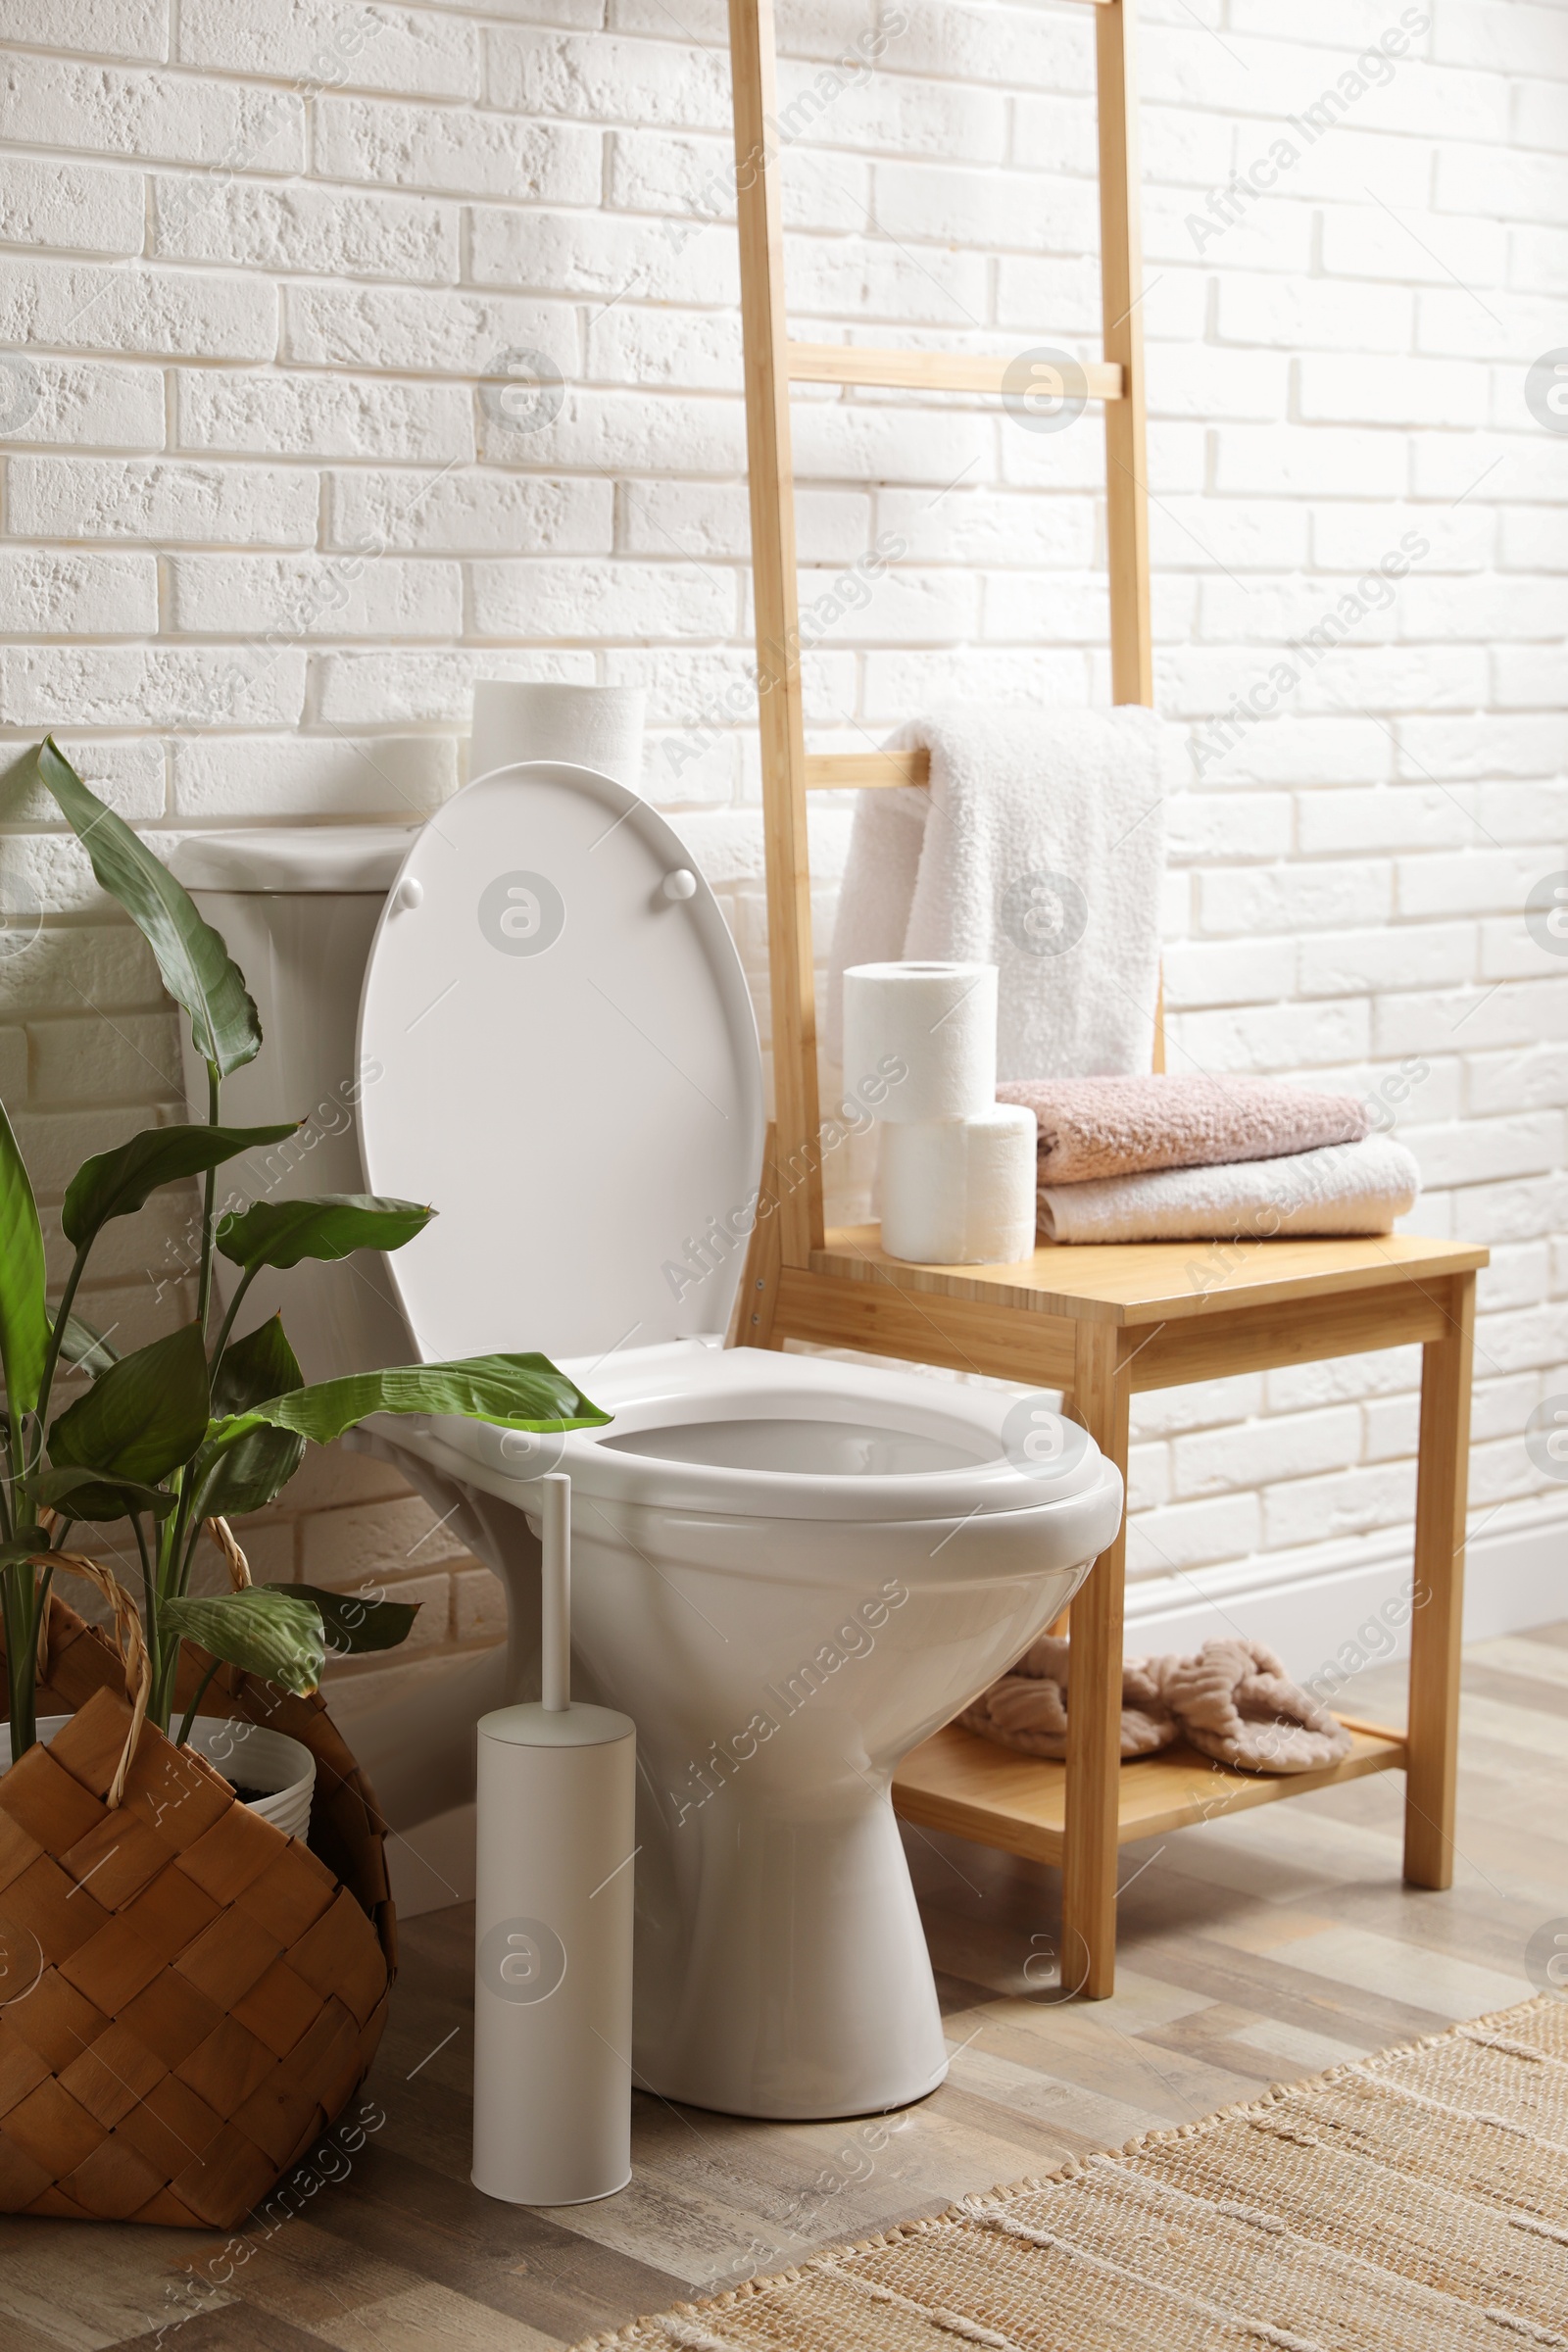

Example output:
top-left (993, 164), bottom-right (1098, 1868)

top-left (727, 1123), bottom-right (785, 1350)
top-left (1404, 1270), bottom-right (1475, 1889)
top-left (1062, 1320), bottom-right (1130, 1999)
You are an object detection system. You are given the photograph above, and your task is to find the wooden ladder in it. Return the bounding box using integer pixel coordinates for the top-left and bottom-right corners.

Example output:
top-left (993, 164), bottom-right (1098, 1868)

top-left (722, 0), bottom-right (1483, 2001)
top-left (727, 0), bottom-right (1152, 1275)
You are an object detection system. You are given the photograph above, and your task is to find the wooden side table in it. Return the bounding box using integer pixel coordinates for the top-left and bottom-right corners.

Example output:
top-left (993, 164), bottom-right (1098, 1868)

top-left (740, 1201), bottom-right (1486, 1997)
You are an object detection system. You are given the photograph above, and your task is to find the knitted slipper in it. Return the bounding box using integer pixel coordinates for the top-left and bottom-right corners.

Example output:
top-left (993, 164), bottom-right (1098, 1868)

top-left (1157, 1636), bottom-right (1352, 1774)
top-left (959, 1634), bottom-right (1180, 1761)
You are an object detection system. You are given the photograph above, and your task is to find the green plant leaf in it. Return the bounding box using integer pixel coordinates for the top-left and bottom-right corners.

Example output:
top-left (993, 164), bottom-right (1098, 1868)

top-left (32, 736), bottom-right (262, 1077)
top-left (33, 1464), bottom-right (178, 1523)
top-left (0, 1100), bottom-right (48, 1416)
top-left (213, 1314), bottom-right (304, 1416)
top-left (63, 1121), bottom-right (299, 1250)
top-left (51, 1309), bottom-right (121, 1377)
top-left (162, 1588), bottom-right (325, 1697)
top-left (217, 1195), bottom-right (433, 1273)
top-left (203, 1354), bottom-right (611, 1458)
top-left (0, 1527), bottom-right (49, 1566)
top-left (197, 1425), bottom-right (305, 1523)
top-left (277, 1582), bottom-right (421, 1656)
top-left (201, 1315), bottom-right (306, 1519)
top-left (48, 1321), bottom-right (211, 1485)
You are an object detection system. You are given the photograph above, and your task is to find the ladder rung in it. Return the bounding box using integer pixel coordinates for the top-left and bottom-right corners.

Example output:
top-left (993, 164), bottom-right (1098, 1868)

top-left (805, 750), bottom-right (931, 790)
top-left (788, 343), bottom-right (1123, 404)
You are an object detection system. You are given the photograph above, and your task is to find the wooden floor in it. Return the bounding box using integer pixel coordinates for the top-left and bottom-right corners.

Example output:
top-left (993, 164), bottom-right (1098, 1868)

top-left (6, 1623), bottom-right (1565, 2351)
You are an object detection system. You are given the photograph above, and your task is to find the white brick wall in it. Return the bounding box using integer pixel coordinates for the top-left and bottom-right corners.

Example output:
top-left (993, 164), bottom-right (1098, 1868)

top-left (2, 0), bottom-right (1565, 1687)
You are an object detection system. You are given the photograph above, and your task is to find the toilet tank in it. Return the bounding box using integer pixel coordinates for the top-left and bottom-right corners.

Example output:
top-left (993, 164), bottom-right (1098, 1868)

top-left (167, 827), bottom-right (420, 1383)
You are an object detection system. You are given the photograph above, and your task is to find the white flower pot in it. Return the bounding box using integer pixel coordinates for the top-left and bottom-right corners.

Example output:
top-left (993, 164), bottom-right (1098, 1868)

top-left (4, 1713), bottom-right (316, 1841)
top-left (181, 1717), bottom-right (317, 1840)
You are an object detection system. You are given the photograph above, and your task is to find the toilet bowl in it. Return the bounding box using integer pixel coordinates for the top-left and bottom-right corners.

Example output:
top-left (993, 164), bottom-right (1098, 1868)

top-left (172, 762), bottom-right (1122, 2119)
top-left (396, 1340), bottom-right (1119, 2115)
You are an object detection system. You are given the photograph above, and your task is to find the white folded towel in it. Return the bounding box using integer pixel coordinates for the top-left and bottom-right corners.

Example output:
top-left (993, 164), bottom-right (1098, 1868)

top-left (825, 705), bottom-right (1173, 1082)
top-left (1037, 1135), bottom-right (1420, 1245)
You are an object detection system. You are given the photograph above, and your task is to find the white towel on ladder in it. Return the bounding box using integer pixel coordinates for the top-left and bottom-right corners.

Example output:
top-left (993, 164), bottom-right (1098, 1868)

top-left (825, 705), bottom-right (1173, 1083)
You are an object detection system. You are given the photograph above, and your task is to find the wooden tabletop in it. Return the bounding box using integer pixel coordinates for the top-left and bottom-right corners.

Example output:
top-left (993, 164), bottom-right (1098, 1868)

top-left (815, 1226), bottom-right (1490, 1328)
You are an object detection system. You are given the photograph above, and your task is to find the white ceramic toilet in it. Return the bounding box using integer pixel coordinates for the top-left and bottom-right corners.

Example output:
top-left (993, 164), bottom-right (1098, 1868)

top-left (172, 762), bottom-right (1123, 2120)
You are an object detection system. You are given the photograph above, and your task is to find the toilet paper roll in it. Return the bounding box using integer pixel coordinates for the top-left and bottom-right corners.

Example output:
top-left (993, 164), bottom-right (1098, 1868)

top-left (880, 1106), bottom-right (1037, 1264)
top-left (471, 682), bottom-right (647, 791)
top-left (842, 962), bottom-right (998, 1124)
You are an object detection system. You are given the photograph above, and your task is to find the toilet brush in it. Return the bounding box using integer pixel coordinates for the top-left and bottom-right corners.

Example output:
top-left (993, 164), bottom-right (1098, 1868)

top-left (471, 1473), bottom-right (637, 2205)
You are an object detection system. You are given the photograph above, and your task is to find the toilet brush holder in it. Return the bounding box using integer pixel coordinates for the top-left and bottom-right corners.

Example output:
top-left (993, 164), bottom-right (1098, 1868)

top-left (472, 1475), bottom-right (636, 2206)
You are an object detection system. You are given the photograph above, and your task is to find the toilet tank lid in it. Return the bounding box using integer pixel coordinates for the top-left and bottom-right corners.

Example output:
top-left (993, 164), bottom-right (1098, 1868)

top-left (168, 827), bottom-right (421, 895)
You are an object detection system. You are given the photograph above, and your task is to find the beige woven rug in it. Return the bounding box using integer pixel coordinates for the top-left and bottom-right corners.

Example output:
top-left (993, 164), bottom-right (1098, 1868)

top-left (575, 1995), bottom-right (1568, 2350)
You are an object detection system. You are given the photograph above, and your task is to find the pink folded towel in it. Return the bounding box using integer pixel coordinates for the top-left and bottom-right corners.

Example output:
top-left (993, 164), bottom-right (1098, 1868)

top-left (996, 1074), bottom-right (1368, 1184)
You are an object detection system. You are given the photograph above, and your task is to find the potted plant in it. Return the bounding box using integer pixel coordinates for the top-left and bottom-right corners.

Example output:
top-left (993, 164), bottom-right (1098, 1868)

top-left (0, 736), bottom-right (609, 2227)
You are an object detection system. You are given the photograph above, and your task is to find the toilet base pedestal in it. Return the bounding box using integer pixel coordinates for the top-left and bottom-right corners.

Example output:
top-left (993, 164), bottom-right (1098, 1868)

top-left (633, 1778), bottom-right (951, 2121)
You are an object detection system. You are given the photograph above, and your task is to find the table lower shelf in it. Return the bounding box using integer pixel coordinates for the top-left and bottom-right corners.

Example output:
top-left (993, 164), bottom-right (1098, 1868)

top-left (892, 1715), bottom-right (1407, 1868)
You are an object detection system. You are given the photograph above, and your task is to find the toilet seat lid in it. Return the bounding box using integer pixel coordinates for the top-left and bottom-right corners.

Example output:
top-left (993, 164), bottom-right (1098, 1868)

top-left (357, 762), bottom-right (764, 1366)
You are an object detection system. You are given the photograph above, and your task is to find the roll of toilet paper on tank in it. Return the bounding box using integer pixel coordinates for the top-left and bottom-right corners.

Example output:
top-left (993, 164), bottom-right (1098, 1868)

top-left (842, 961), bottom-right (998, 1124)
top-left (881, 1105), bottom-right (1037, 1264)
top-left (471, 682), bottom-right (647, 791)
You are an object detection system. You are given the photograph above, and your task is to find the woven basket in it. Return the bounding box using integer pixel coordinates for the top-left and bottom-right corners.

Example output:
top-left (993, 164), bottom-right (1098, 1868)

top-left (0, 1594), bottom-right (395, 2227)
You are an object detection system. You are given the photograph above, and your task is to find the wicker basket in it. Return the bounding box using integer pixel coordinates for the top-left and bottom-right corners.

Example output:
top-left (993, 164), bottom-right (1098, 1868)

top-left (0, 1595), bottom-right (396, 2227)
